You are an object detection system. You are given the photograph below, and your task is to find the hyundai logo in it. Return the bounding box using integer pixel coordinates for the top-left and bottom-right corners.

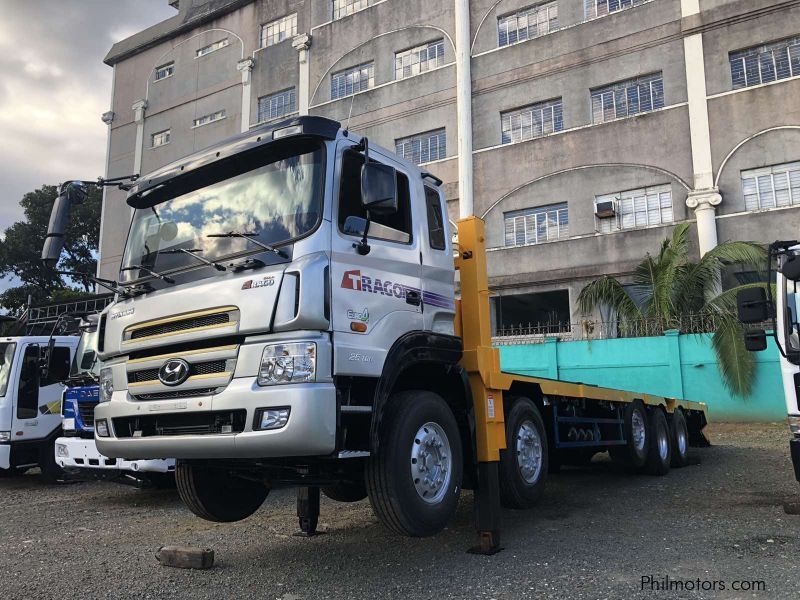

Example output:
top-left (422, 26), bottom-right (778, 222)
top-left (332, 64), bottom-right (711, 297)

top-left (158, 358), bottom-right (190, 387)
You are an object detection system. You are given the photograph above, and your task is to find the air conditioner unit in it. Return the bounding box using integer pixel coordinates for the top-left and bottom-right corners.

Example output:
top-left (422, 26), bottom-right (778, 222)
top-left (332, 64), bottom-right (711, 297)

top-left (595, 200), bottom-right (616, 218)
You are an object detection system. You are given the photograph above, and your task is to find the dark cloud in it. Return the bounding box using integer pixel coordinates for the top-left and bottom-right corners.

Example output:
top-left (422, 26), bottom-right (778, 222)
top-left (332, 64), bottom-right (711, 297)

top-left (0, 0), bottom-right (176, 234)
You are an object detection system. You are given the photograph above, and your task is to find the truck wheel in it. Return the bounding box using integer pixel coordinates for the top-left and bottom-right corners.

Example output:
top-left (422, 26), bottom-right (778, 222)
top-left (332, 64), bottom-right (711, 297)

top-left (499, 398), bottom-right (548, 509)
top-left (670, 408), bottom-right (690, 468)
top-left (365, 390), bottom-right (463, 537)
top-left (644, 408), bottom-right (671, 476)
top-left (322, 481), bottom-right (367, 502)
top-left (610, 400), bottom-right (649, 469)
top-left (39, 440), bottom-right (65, 484)
top-left (176, 461), bottom-right (269, 522)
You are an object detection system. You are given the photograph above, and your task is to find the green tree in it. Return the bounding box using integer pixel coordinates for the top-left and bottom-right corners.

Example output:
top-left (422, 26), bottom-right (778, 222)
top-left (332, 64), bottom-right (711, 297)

top-left (0, 184), bottom-right (102, 314)
top-left (577, 223), bottom-right (767, 397)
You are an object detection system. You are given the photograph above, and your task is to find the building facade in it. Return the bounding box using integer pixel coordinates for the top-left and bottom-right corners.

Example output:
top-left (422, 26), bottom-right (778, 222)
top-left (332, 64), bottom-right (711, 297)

top-left (99, 0), bottom-right (800, 333)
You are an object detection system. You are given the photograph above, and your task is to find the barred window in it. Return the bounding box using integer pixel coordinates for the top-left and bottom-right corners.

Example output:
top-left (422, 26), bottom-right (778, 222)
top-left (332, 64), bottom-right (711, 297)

top-left (151, 129), bottom-right (171, 148)
top-left (395, 40), bottom-right (445, 80)
top-left (257, 88), bottom-right (297, 123)
top-left (260, 13), bottom-right (297, 48)
top-left (196, 38), bottom-right (229, 57)
top-left (501, 99), bottom-right (563, 144)
top-left (395, 129), bottom-right (447, 165)
top-left (591, 73), bottom-right (664, 124)
top-left (741, 162), bottom-right (800, 211)
top-left (192, 110), bottom-right (226, 128)
top-left (154, 62), bottom-right (174, 81)
top-left (595, 184), bottom-right (672, 233)
top-left (584, 0), bottom-right (647, 19)
top-left (504, 203), bottom-right (569, 247)
top-left (498, 2), bottom-right (559, 47)
top-left (333, 0), bottom-right (375, 20)
top-left (729, 35), bottom-right (800, 89)
top-left (331, 62), bottom-right (374, 100)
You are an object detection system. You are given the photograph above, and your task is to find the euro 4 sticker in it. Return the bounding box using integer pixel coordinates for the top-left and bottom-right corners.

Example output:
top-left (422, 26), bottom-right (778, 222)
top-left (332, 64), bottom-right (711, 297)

top-left (347, 308), bottom-right (369, 323)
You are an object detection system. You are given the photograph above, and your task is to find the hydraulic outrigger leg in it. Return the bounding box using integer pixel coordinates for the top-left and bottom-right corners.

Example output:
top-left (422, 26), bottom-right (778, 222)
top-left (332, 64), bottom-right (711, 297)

top-left (455, 217), bottom-right (507, 555)
top-left (295, 486), bottom-right (321, 536)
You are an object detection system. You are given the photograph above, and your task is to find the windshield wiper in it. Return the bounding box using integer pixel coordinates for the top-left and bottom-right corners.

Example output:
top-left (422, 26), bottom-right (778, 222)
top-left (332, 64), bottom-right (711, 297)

top-left (160, 248), bottom-right (228, 272)
top-left (207, 231), bottom-right (288, 259)
top-left (120, 265), bottom-right (175, 284)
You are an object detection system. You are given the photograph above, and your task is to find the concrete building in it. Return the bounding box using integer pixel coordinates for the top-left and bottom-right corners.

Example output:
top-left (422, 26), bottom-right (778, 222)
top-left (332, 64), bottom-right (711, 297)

top-left (99, 0), bottom-right (800, 334)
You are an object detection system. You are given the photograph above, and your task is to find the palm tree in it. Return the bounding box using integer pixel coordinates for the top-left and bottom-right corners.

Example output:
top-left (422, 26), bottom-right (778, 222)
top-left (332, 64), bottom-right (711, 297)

top-left (577, 223), bottom-right (767, 397)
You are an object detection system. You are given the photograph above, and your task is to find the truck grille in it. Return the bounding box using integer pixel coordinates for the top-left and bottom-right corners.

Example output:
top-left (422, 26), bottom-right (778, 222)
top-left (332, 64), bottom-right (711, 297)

top-left (127, 360), bottom-right (228, 384)
top-left (77, 403), bottom-right (96, 427)
top-left (130, 312), bottom-right (230, 340)
top-left (132, 388), bottom-right (219, 401)
top-left (113, 410), bottom-right (246, 438)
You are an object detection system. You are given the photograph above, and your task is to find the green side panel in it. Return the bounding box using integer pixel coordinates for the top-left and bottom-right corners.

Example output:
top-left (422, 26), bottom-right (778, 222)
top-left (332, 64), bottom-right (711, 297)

top-left (498, 333), bottom-right (786, 422)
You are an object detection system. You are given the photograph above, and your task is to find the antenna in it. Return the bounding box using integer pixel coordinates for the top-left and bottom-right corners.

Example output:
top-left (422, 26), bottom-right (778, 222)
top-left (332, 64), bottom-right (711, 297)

top-left (345, 93), bottom-right (356, 133)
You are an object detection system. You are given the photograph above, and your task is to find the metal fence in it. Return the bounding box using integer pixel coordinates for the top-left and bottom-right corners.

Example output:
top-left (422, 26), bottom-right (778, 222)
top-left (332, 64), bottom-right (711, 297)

top-left (493, 312), bottom-right (730, 346)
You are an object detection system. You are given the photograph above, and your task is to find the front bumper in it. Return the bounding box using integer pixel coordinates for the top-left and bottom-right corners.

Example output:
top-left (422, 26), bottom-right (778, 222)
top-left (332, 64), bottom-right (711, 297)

top-left (0, 444), bottom-right (9, 470)
top-left (55, 437), bottom-right (174, 473)
top-left (791, 439), bottom-right (800, 482)
top-left (95, 378), bottom-right (337, 460)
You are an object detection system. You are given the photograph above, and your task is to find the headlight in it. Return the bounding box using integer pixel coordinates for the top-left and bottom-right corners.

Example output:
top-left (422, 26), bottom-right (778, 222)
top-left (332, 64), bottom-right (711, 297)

top-left (789, 416), bottom-right (800, 439)
top-left (99, 367), bottom-right (114, 402)
top-left (56, 443), bottom-right (69, 458)
top-left (258, 342), bottom-right (316, 386)
top-left (62, 418), bottom-right (76, 432)
top-left (95, 419), bottom-right (110, 438)
top-left (0, 431), bottom-right (10, 443)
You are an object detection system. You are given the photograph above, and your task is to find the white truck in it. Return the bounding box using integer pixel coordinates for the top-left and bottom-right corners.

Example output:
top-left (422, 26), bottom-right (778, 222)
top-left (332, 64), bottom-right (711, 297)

top-left (0, 333), bottom-right (78, 480)
top-left (43, 116), bottom-right (707, 551)
top-left (738, 240), bottom-right (800, 481)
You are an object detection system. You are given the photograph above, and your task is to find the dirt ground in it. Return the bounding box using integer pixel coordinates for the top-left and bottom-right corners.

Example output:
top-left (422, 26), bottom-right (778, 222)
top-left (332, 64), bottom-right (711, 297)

top-left (1, 422), bottom-right (798, 600)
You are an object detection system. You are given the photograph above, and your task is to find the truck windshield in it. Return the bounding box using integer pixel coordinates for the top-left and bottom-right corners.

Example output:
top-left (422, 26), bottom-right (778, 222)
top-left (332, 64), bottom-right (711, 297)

top-left (785, 275), bottom-right (799, 354)
top-left (0, 342), bottom-right (16, 397)
top-left (120, 140), bottom-right (324, 282)
top-left (70, 328), bottom-right (100, 379)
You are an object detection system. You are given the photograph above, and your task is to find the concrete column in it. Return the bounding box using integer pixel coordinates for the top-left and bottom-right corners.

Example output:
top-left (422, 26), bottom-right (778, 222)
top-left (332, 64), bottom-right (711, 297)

top-left (237, 58), bottom-right (255, 132)
top-left (454, 0), bottom-right (474, 218)
top-left (131, 99), bottom-right (147, 176)
top-left (686, 190), bottom-right (722, 255)
top-left (292, 34), bottom-right (312, 116)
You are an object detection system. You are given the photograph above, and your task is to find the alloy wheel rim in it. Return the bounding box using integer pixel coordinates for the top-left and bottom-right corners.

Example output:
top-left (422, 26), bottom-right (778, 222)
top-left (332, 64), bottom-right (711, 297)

top-left (410, 421), bottom-right (452, 504)
top-left (631, 410), bottom-right (647, 452)
top-left (516, 420), bottom-right (543, 484)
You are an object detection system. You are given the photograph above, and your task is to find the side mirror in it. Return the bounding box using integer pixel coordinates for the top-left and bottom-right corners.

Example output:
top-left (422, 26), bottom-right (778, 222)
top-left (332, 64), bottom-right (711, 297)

top-left (744, 329), bottom-right (768, 352)
top-left (736, 287), bottom-right (769, 324)
top-left (781, 255), bottom-right (800, 281)
top-left (41, 181), bottom-right (88, 268)
top-left (361, 163), bottom-right (397, 215)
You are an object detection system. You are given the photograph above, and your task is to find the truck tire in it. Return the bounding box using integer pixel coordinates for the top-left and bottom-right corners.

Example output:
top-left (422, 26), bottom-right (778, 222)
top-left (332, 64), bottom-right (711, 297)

top-left (176, 461), bottom-right (269, 522)
top-left (39, 440), bottom-right (65, 484)
top-left (322, 481), bottom-right (367, 503)
top-left (365, 390), bottom-right (463, 537)
top-left (644, 408), bottom-right (671, 476)
top-left (670, 408), bottom-right (690, 468)
top-left (609, 400), bottom-right (649, 470)
top-left (499, 398), bottom-right (548, 509)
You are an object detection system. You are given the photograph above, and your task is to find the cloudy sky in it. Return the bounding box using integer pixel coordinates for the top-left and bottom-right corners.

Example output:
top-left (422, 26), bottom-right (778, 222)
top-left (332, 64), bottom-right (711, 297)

top-left (0, 0), bottom-right (176, 232)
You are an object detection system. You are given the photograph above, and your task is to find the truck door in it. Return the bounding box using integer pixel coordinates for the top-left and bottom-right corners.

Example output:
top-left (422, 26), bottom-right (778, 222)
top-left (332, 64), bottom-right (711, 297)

top-left (331, 142), bottom-right (423, 376)
top-left (11, 343), bottom-right (71, 444)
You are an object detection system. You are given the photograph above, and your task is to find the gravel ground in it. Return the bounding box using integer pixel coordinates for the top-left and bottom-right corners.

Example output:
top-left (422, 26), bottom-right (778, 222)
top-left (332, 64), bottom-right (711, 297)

top-left (1, 422), bottom-right (799, 600)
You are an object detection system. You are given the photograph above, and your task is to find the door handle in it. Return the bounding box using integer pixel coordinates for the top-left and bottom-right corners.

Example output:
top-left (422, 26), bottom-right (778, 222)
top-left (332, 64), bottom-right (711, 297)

top-left (405, 290), bottom-right (421, 306)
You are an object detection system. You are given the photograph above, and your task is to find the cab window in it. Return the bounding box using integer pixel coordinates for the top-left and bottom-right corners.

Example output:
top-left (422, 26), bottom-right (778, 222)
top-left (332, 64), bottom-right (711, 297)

top-left (338, 149), bottom-right (412, 244)
top-left (424, 187), bottom-right (446, 251)
top-left (17, 346), bottom-right (40, 419)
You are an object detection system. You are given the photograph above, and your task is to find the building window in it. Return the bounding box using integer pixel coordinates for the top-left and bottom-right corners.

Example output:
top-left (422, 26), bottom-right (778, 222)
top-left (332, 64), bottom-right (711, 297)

top-left (595, 184), bottom-right (672, 233)
top-left (504, 203), bottom-right (569, 247)
top-left (154, 62), bottom-right (174, 81)
top-left (192, 110), bottom-right (226, 128)
top-left (257, 88), bottom-right (297, 123)
top-left (591, 73), bottom-right (664, 124)
top-left (331, 62), bottom-right (374, 100)
top-left (395, 129), bottom-right (447, 165)
top-left (260, 13), bottom-right (297, 48)
top-left (395, 40), bottom-right (445, 80)
top-left (729, 35), bottom-right (800, 89)
top-left (151, 129), bottom-right (171, 148)
top-left (498, 2), bottom-right (559, 47)
top-left (584, 0), bottom-right (647, 19)
top-left (741, 162), bottom-right (800, 211)
top-left (333, 0), bottom-right (376, 20)
top-left (501, 99), bottom-right (563, 144)
top-left (196, 38), bottom-right (229, 57)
